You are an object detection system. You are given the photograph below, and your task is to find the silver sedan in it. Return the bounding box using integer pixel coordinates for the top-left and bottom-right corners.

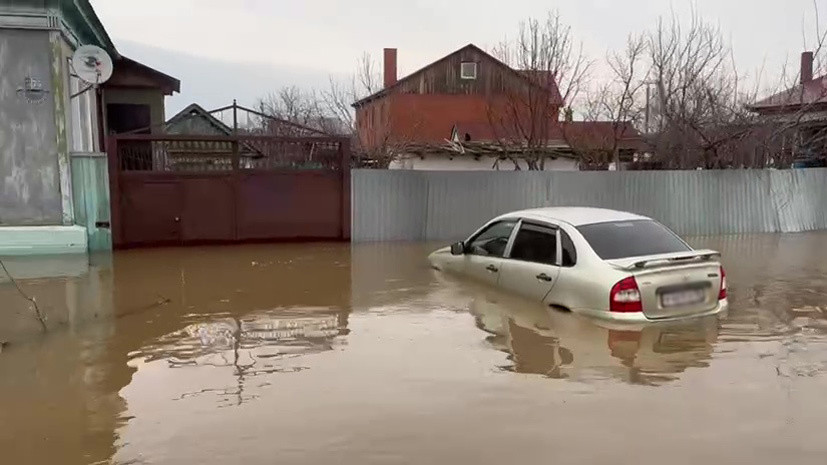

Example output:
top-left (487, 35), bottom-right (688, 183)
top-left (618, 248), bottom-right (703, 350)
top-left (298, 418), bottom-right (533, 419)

top-left (428, 207), bottom-right (728, 324)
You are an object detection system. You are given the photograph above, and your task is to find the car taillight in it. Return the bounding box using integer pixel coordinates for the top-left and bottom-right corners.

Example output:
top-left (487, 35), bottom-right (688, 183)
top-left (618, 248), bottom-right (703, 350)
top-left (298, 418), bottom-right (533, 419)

top-left (610, 277), bottom-right (642, 313)
top-left (718, 266), bottom-right (727, 300)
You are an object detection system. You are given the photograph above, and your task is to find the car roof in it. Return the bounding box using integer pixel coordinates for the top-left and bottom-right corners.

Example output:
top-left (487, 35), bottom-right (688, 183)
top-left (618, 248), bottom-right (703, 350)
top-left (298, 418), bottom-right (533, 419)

top-left (496, 207), bottom-right (651, 227)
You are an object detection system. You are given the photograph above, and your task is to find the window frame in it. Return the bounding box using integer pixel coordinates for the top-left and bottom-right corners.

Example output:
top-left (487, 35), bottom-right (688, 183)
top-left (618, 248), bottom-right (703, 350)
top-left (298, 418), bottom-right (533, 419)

top-left (576, 219), bottom-right (692, 261)
top-left (68, 74), bottom-right (97, 152)
top-left (503, 219), bottom-right (563, 267)
top-left (464, 219), bottom-right (519, 258)
top-left (560, 228), bottom-right (578, 268)
top-left (460, 61), bottom-right (478, 80)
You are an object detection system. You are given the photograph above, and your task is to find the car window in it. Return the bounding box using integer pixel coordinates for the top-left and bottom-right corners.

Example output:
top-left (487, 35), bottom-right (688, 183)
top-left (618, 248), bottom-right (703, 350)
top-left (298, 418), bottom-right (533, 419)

top-left (467, 221), bottom-right (517, 257)
top-left (561, 230), bottom-right (577, 267)
top-left (509, 223), bottom-right (558, 265)
top-left (577, 220), bottom-right (690, 260)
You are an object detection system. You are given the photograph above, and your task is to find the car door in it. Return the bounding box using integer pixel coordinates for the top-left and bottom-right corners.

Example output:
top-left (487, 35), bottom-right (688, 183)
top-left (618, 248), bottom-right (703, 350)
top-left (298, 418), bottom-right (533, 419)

top-left (461, 220), bottom-right (519, 287)
top-left (498, 221), bottom-right (562, 302)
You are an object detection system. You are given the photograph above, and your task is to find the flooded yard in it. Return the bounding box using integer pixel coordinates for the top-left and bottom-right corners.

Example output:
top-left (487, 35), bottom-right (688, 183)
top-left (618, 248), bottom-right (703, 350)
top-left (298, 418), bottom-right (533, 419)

top-left (3, 234), bottom-right (827, 464)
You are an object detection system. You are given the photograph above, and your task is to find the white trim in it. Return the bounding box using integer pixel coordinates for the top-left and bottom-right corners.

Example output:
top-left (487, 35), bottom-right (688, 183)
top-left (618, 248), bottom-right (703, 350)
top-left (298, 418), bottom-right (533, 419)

top-left (0, 10), bottom-right (81, 49)
top-left (0, 12), bottom-right (51, 29)
top-left (460, 62), bottom-right (478, 80)
top-left (0, 226), bottom-right (87, 256)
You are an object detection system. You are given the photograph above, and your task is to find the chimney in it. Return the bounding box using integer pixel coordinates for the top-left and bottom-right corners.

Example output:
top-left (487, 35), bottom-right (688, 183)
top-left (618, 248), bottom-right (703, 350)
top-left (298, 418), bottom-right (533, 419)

top-left (801, 51), bottom-right (814, 84)
top-left (384, 48), bottom-right (398, 88)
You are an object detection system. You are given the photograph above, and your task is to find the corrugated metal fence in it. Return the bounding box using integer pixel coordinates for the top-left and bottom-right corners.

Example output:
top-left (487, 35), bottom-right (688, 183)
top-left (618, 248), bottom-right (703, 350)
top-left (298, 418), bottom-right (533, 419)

top-left (351, 169), bottom-right (827, 242)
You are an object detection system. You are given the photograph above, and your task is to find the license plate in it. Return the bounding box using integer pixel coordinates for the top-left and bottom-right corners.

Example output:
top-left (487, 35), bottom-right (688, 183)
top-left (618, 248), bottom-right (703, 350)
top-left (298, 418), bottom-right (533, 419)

top-left (661, 289), bottom-right (706, 307)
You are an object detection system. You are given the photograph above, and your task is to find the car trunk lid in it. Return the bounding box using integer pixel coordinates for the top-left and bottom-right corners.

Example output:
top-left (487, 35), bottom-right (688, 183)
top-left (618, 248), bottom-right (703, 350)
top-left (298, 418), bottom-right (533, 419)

top-left (607, 250), bottom-right (723, 320)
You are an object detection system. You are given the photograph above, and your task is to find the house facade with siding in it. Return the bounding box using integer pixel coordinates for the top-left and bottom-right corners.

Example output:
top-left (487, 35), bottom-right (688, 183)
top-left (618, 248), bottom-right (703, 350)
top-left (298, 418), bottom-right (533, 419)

top-left (0, 0), bottom-right (178, 255)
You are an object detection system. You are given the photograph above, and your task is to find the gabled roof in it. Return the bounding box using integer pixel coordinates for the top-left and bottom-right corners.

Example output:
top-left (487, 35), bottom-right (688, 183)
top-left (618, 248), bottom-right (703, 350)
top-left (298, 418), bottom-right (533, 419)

top-left (352, 43), bottom-right (565, 108)
top-left (107, 56), bottom-right (181, 95)
top-left (166, 104), bottom-right (233, 135)
top-left (448, 121), bottom-right (642, 152)
top-left (518, 70), bottom-right (564, 106)
top-left (559, 121), bottom-right (643, 151)
top-left (451, 121), bottom-right (563, 144)
top-left (76, 0), bottom-right (117, 54)
top-left (748, 75), bottom-right (827, 112)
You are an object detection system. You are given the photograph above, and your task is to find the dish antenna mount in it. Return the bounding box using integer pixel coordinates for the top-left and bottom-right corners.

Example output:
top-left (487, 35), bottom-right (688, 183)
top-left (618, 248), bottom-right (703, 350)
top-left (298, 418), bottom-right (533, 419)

top-left (70, 45), bottom-right (114, 98)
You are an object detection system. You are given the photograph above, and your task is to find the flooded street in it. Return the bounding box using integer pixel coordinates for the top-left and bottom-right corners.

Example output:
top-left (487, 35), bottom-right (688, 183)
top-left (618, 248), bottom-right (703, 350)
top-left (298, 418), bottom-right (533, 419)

top-left (3, 234), bottom-right (827, 464)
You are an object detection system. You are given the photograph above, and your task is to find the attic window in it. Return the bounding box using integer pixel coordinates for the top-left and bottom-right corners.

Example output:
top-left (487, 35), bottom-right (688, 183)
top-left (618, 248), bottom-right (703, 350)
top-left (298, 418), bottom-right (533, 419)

top-left (460, 62), bottom-right (477, 80)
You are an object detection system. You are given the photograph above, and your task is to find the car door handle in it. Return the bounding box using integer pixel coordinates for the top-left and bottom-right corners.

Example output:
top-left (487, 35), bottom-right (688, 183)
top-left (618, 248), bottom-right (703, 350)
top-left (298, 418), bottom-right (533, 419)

top-left (536, 273), bottom-right (553, 282)
top-left (486, 265), bottom-right (499, 273)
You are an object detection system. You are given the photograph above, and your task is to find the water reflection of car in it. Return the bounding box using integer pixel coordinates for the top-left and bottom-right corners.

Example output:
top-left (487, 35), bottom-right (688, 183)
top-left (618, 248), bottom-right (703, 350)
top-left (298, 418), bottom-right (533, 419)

top-left (429, 207), bottom-right (729, 325)
top-left (466, 287), bottom-right (719, 385)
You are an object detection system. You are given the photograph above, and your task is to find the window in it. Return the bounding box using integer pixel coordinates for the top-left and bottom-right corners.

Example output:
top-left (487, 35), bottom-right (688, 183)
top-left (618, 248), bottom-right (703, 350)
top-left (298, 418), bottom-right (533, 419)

top-left (467, 221), bottom-right (517, 258)
top-left (106, 104), bottom-right (151, 134)
top-left (509, 223), bottom-right (558, 265)
top-left (577, 220), bottom-right (691, 260)
top-left (460, 62), bottom-right (477, 80)
top-left (561, 230), bottom-right (577, 267)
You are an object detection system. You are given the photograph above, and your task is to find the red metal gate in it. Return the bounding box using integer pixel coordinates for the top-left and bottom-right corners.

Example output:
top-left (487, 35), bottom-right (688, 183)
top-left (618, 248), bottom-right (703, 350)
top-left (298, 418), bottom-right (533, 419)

top-left (107, 134), bottom-right (351, 248)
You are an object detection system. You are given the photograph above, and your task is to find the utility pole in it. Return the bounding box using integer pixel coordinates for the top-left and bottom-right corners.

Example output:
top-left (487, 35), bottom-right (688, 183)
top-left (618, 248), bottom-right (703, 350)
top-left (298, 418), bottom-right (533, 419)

top-left (645, 83), bottom-right (651, 135)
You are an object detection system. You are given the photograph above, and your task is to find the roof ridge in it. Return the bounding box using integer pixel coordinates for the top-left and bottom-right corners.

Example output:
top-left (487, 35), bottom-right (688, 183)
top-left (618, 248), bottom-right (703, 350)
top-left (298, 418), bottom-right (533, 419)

top-left (352, 43), bottom-right (564, 108)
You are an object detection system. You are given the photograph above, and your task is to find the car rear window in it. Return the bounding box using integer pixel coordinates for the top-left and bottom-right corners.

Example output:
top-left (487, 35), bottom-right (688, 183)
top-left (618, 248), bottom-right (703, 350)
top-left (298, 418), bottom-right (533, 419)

top-left (577, 220), bottom-right (691, 260)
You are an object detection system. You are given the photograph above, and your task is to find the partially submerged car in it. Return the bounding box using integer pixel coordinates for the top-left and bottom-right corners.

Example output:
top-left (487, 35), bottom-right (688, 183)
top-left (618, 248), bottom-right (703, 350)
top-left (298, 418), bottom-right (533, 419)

top-left (428, 207), bottom-right (728, 324)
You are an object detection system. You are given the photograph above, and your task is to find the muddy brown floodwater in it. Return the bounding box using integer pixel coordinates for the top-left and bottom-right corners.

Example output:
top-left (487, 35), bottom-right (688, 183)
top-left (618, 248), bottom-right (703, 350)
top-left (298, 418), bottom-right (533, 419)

top-left (2, 234), bottom-right (827, 464)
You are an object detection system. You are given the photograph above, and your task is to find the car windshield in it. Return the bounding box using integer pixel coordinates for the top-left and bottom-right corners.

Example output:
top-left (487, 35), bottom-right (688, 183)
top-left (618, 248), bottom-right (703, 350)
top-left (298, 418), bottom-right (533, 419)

top-left (577, 220), bottom-right (691, 260)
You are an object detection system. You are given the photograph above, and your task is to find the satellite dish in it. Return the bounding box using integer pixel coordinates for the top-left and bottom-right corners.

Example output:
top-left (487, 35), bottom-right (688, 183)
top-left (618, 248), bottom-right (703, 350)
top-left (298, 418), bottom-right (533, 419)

top-left (71, 45), bottom-right (114, 85)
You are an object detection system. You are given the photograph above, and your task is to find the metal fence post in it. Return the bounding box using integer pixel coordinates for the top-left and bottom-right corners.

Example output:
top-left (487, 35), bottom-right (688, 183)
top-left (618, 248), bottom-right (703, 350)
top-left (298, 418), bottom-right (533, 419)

top-left (106, 136), bottom-right (122, 248)
top-left (341, 138), bottom-right (352, 241)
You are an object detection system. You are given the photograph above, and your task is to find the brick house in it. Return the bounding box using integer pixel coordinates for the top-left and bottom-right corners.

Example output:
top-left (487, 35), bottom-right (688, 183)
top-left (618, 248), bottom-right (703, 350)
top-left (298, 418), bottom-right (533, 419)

top-left (352, 44), bottom-right (582, 171)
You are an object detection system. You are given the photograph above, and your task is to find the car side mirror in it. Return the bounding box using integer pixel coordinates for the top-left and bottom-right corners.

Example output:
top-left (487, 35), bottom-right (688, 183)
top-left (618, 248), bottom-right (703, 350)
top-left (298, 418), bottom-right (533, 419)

top-left (450, 241), bottom-right (465, 255)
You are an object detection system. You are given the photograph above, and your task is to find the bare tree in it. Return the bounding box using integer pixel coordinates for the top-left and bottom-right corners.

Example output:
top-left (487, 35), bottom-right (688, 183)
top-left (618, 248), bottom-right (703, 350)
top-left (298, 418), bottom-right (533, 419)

top-left (256, 54), bottom-right (381, 137)
top-left (322, 53), bottom-right (426, 168)
top-left (322, 52), bottom-right (381, 136)
top-left (748, 0), bottom-right (827, 167)
top-left (641, 9), bottom-right (765, 169)
top-left (574, 33), bottom-right (648, 170)
top-left (257, 52), bottom-right (424, 168)
top-left (494, 11), bottom-right (592, 105)
top-left (487, 10), bottom-right (592, 170)
top-left (256, 86), bottom-right (346, 136)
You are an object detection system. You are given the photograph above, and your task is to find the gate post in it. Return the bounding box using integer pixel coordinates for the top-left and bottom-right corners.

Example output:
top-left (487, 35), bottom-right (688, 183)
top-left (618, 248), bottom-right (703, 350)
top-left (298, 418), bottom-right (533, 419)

top-left (106, 136), bottom-right (123, 248)
top-left (340, 138), bottom-right (352, 241)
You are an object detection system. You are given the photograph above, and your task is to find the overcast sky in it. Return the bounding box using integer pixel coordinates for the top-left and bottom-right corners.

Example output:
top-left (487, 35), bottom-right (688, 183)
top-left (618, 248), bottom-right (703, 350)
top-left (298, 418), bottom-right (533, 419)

top-left (90, 0), bottom-right (824, 116)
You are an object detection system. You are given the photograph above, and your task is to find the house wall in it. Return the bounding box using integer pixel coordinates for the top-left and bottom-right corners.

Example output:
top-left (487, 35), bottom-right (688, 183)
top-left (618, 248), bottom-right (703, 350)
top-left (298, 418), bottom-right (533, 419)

top-left (0, 29), bottom-right (63, 226)
top-left (356, 98), bottom-right (391, 149)
top-left (102, 87), bottom-right (165, 135)
top-left (391, 93), bottom-right (498, 142)
top-left (389, 155), bottom-right (579, 171)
